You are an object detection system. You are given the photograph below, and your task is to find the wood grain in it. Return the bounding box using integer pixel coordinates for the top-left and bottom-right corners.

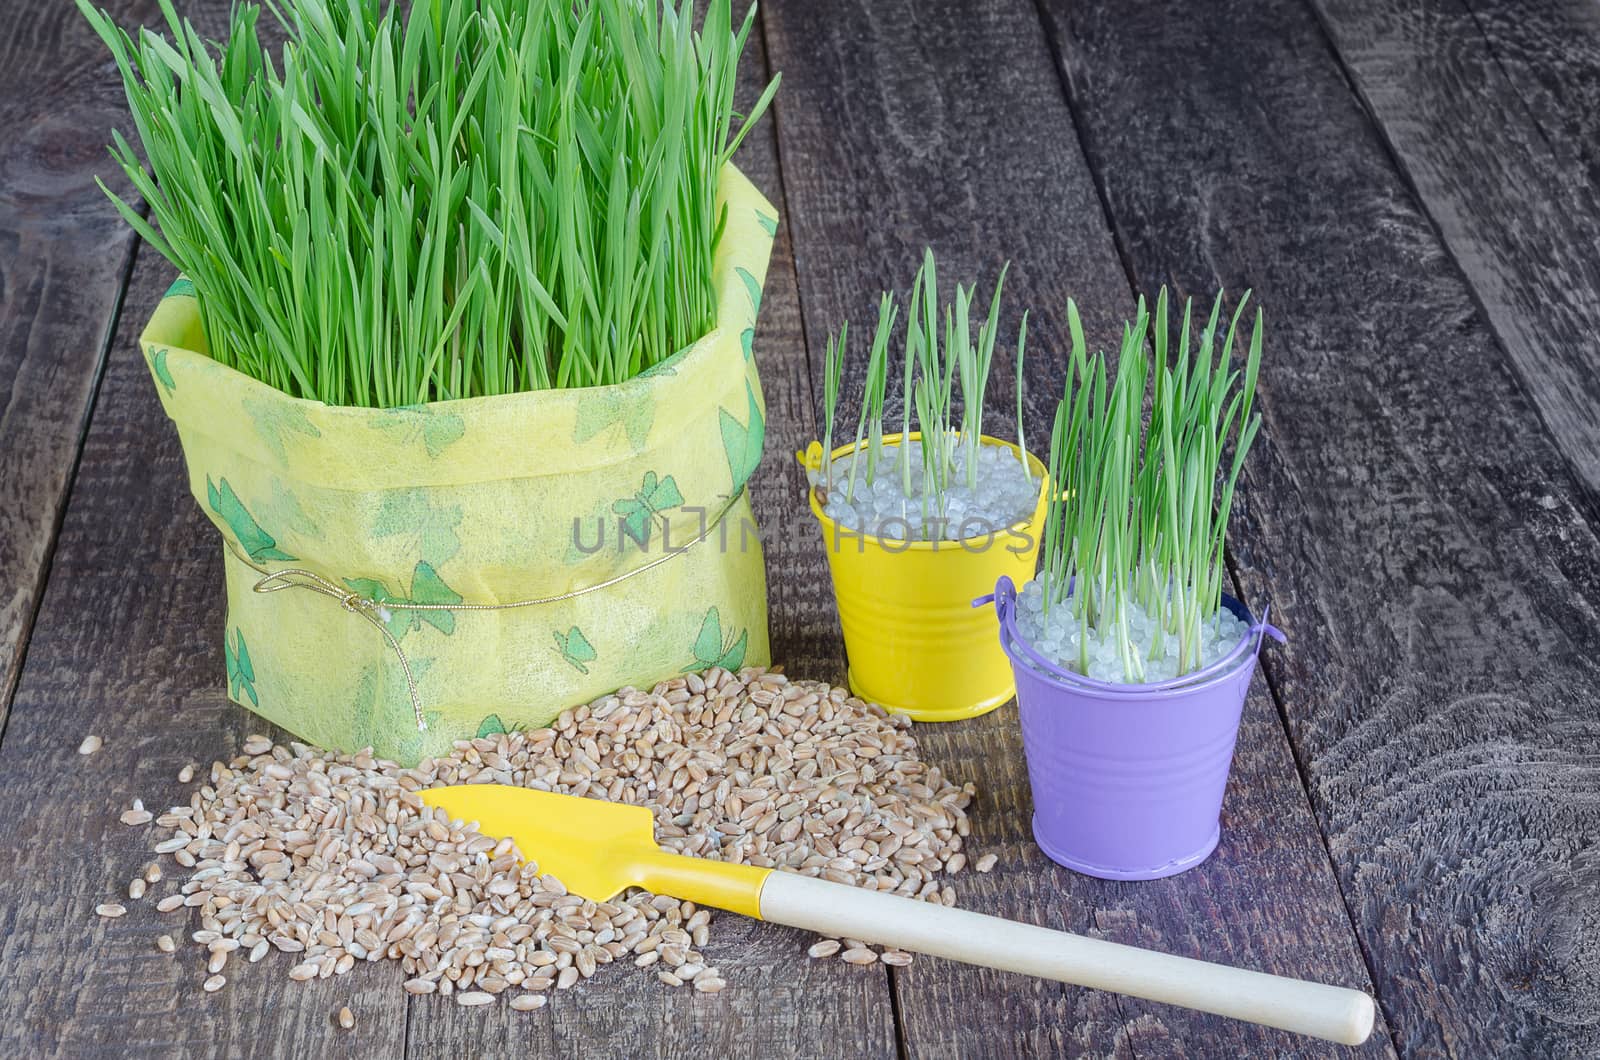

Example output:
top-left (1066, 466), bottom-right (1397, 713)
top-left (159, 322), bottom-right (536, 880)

top-left (398, 18), bottom-right (899, 1060)
top-left (0, 241), bottom-right (411, 1058)
top-left (1444, 0), bottom-right (1600, 193)
top-left (9, 0), bottom-right (1598, 1054)
top-left (0, 0), bottom-right (167, 727)
top-left (1309, 0), bottom-right (1600, 514)
top-left (1041, 0), bottom-right (1600, 1054)
top-left (761, 0), bottom-right (1387, 1056)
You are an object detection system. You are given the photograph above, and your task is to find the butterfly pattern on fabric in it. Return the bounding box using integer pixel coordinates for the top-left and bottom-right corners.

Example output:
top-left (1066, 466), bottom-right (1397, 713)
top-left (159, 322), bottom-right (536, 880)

top-left (739, 209), bottom-right (775, 357)
top-left (207, 476), bottom-right (296, 562)
top-left (573, 388), bottom-right (655, 451)
top-left (683, 606), bottom-right (748, 673)
top-left (552, 626), bottom-right (598, 674)
top-left (613, 470), bottom-right (684, 548)
top-left (342, 561), bottom-right (463, 638)
top-left (735, 266), bottom-right (762, 316)
top-left (377, 406), bottom-right (467, 458)
top-left (718, 380), bottom-right (764, 493)
top-left (150, 348), bottom-right (176, 394)
top-left (246, 397), bottom-right (324, 468)
top-left (225, 628), bottom-right (258, 707)
top-left (372, 488), bottom-right (463, 570)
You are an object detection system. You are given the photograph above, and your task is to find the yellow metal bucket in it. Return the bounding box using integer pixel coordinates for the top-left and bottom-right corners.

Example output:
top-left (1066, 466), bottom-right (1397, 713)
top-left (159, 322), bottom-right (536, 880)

top-left (799, 434), bottom-right (1048, 721)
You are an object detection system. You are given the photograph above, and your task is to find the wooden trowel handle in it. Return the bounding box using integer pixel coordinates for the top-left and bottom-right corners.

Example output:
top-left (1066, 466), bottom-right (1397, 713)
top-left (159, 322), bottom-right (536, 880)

top-left (756, 872), bottom-right (1375, 1046)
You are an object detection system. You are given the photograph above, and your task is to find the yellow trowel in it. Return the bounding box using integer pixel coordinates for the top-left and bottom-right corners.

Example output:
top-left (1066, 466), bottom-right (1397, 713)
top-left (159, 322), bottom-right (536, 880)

top-left (421, 784), bottom-right (1374, 1046)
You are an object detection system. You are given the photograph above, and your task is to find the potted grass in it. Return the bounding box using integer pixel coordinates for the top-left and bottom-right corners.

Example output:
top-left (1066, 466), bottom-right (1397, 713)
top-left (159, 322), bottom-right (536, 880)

top-left (798, 250), bottom-right (1047, 721)
top-left (80, 0), bottom-right (781, 764)
top-left (986, 289), bottom-right (1285, 879)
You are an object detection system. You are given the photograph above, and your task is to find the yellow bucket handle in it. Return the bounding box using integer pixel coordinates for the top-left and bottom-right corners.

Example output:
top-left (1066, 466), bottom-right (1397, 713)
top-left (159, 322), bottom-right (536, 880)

top-left (796, 441), bottom-right (824, 473)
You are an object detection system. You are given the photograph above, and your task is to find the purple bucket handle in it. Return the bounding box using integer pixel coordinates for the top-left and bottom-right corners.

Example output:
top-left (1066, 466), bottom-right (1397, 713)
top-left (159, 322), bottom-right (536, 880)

top-left (974, 575), bottom-right (1285, 694)
top-left (974, 578), bottom-right (1078, 678)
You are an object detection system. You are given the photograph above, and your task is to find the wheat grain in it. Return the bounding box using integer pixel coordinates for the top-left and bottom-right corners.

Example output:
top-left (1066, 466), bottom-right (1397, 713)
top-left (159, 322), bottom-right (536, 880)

top-left (107, 668), bottom-right (982, 1006)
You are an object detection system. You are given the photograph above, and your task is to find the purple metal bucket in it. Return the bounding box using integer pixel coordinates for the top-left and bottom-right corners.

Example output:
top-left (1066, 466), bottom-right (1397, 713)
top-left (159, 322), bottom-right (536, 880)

top-left (984, 576), bottom-right (1285, 880)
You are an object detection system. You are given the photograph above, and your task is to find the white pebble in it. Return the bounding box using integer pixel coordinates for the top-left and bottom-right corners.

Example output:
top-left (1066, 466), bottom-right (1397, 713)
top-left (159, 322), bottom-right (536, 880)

top-left (817, 438), bottom-right (1037, 542)
top-left (1014, 579), bottom-right (1251, 684)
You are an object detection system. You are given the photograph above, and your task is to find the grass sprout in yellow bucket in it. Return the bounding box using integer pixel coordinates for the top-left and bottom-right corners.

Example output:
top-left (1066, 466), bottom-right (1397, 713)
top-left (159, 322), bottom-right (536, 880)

top-left (802, 250), bottom-right (1047, 720)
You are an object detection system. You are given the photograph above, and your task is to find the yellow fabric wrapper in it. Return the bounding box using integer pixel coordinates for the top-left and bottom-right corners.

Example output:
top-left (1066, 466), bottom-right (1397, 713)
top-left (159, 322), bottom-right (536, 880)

top-left (140, 165), bottom-right (776, 764)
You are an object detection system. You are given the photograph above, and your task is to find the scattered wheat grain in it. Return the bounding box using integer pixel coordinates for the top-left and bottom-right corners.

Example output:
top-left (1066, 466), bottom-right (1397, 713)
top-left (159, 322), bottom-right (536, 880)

top-left (107, 668), bottom-right (977, 1008)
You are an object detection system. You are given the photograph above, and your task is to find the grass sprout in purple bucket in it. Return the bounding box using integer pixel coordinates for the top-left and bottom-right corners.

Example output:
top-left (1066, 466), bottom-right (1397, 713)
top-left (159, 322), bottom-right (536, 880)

top-left (983, 288), bottom-right (1284, 879)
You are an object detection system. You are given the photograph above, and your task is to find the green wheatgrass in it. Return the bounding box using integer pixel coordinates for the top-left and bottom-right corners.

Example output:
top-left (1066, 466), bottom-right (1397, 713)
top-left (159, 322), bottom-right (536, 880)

top-left (820, 249), bottom-right (1029, 517)
top-left (79, 0), bottom-right (779, 406)
top-left (1038, 288), bottom-right (1263, 679)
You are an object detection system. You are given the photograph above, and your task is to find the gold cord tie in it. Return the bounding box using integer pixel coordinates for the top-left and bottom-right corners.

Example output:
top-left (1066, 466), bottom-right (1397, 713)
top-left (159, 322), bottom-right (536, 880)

top-left (231, 489), bottom-right (746, 732)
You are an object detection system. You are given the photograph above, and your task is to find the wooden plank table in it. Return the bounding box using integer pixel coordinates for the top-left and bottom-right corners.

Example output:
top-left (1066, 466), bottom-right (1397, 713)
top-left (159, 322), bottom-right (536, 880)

top-left (0, 0), bottom-right (1595, 1055)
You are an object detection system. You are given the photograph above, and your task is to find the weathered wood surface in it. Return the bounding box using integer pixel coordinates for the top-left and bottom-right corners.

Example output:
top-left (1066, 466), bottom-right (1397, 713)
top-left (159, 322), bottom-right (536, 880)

top-left (5, 0), bottom-right (1600, 1054)
top-left (0, 6), bottom-right (410, 1051)
top-left (1040, 0), bottom-right (1600, 1056)
top-left (1309, 0), bottom-right (1600, 510)
top-left (761, 1), bottom-right (1389, 1056)
top-left (0, 0), bottom-right (165, 727)
top-left (0, 9), bottom-right (407, 1051)
top-left (0, 243), bottom-right (412, 1058)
